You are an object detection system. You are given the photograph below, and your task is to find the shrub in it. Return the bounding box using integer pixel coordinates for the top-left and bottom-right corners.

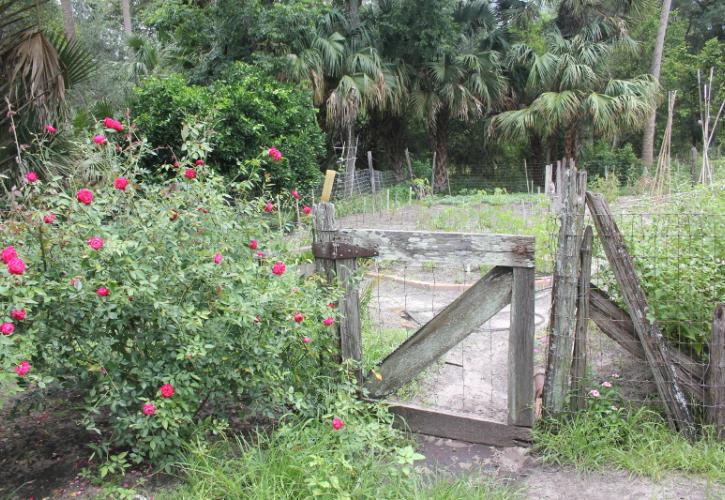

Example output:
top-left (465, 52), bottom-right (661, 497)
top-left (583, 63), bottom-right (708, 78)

top-left (132, 62), bottom-right (325, 191)
top-left (0, 124), bottom-right (340, 467)
top-left (580, 141), bottom-right (642, 184)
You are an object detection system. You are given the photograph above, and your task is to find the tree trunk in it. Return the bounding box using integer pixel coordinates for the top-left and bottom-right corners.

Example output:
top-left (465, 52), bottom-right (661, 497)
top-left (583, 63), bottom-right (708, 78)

top-left (564, 128), bottom-right (577, 161)
top-left (641, 0), bottom-right (673, 167)
top-left (60, 0), bottom-right (76, 41)
top-left (121, 0), bottom-right (132, 35)
top-left (348, 0), bottom-right (360, 30)
top-left (531, 133), bottom-right (545, 185)
top-left (432, 107), bottom-right (450, 193)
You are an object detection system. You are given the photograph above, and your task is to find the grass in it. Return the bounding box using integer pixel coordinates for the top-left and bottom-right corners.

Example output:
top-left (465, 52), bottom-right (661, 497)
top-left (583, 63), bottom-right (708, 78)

top-left (534, 405), bottom-right (725, 482)
top-left (158, 417), bottom-right (521, 500)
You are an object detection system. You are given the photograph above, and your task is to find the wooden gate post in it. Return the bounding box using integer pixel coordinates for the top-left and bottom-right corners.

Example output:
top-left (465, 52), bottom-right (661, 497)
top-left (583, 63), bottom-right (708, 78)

top-left (509, 267), bottom-right (535, 426)
top-left (707, 303), bottom-right (725, 438)
top-left (313, 203), bottom-right (363, 382)
top-left (543, 162), bottom-right (587, 414)
top-left (570, 225), bottom-right (593, 411)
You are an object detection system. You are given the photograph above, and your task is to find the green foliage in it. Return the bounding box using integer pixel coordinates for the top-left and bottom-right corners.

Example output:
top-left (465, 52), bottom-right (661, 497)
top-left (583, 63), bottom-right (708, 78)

top-left (160, 404), bottom-right (520, 500)
top-left (580, 142), bottom-right (642, 183)
top-left (534, 404), bottom-right (725, 482)
top-left (132, 63), bottom-right (325, 191)
top-left (0, 125), bottom-right (338, 466)
top-left (598, 186), bottom-right (725, 359)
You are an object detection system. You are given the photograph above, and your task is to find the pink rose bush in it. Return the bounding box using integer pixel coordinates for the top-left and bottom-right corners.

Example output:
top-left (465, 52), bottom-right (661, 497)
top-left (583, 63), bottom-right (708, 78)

top-left (0, 132), bottom-right (342, 466)
top-left (103, 117), bottom-right (124, 132)
top-left (44, 124), bottom-right (57, 134)
top-left (267, 147), bottom-right (283, 161)
top-left (25, 171), bottom-right (38, 183)
top-left (332, 417), bottom-right (344, 430)
top-left (93, 134), bottom-right (107, 145)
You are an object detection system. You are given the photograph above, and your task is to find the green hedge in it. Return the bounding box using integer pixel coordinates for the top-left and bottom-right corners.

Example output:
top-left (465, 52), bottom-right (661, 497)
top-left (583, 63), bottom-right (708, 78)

top-left (133, 62), bottom-right (325, 191)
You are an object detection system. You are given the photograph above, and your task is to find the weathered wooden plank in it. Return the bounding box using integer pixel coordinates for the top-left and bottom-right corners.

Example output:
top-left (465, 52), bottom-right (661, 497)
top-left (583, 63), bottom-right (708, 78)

top-left (589, 287), bottom-right (704, 403)
top-left (364, 267), bottom-right (513, 398)
top-left (706, 303), bottom-right (725, 438)
top-left (367, 150), bottom-right (376, 194)
top-left (313, 203), bottom-right (362, 381)
top-left (543, 164), bottom-right (587, 414)
top-left (386, 401), bottom-right (532, 447)
top-left (586, 191), bottom-right (696, 439)
top-left (570, 225), bottom-right (593, 412)
top-left (509, 267), bottom-right (535, 427)
top-left (336, 229), bottom-right (535, 268)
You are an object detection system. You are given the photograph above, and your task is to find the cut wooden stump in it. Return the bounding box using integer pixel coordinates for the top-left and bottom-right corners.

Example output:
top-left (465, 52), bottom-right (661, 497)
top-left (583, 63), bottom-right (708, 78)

top-left (570, 225), bottom-right (593, 411)
top-left (364, 266), bottom-right (513, 398)
top-left (706, 303), bottom-right (725, 438)
top-left (586, 192), bottom-right (696, 439)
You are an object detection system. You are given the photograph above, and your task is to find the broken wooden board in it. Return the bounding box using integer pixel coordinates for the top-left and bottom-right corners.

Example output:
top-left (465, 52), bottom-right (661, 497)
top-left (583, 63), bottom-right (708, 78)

top-left (336, 229), bottom-right (535, 268)
top-left (364, 266), bottom-right (513, 398)
top-left (587, 192), bottom-right (696, 439)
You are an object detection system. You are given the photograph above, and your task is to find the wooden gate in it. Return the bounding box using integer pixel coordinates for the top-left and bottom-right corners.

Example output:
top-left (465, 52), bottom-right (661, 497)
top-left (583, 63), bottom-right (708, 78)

top-left (313, 202), bottom-right (536, 446)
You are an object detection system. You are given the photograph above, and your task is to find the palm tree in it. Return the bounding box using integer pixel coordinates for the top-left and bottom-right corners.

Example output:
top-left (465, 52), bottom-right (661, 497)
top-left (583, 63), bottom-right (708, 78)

top-left (407, 1), bottom-right (506, 191)
top-left (491, 31), bottom-right (658, 160)
top-left (60, 0), bottom-right (76, 41)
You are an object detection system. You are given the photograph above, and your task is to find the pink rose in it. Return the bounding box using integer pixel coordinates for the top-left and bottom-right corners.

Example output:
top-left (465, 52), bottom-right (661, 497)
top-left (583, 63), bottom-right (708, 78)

top-left (213, 252), bottom-right (223, 265)
top-left (173, 161), bottom-right (181, 168)
top-left (114, 177), bottom-right (129, 190)
top-left (256, 251), bottom-right (265, 258)
top-left (76, 189), bottom-right (94, 205)
top-left (303, 205), bottom-right (312, 215)
top-left (142, 403), bottom-right (156, 415)
top-left (96, 287), bottom-right (110, 297)
top-left (602, 381), bottom-right (612, 388)
top-left (264, 202), bottom-right (274, 213)
top-left (103, 117), bottom-right (124, 132)
top-left (195, 159), bottom-right (204, 166)
top-left (323, 317), bottom-right (335, 327)
top-left (43, 213), bottom-right (56, 224)
top-left (271, 261), bottom-right (286, 275)
top-left (302, 336), bottom-right (312, 344)
top-left (15, 361), bottom-right (31, 377)
top-left (93, 134), bottom-right (107, 145)
top-left (25, 171), bottom-right (38, 183)
top-left (293, 312), bottom-right (304, 323)
top-left (160, 383), bottom-right (175, 398)
top-left (7, 257), bottom-right (25, 275)
top-left (2, 246), bottom-right (17, 264)
top-left (44, 124), bottom-right (57, 134)
top-left (10, 308), bottom-right (25, 321)
top-left (184, 168), bottom-right (196, 180)
top-left (291, 190), bottom-right (300, 200)
top-left (588, 390), bottom-right (601, 398)
top-left (267, 147), bottom-right (283, 161)
top-left (1, 322), bottom-right (14, 336)
top-left (249, 239), bottom-right (258, 250)
top-left (332, 418), bottom-right (344, 430)
top-left (87, 236), bottom-right (104, 250)
top-left (327, 302), bottom-right (336, 308)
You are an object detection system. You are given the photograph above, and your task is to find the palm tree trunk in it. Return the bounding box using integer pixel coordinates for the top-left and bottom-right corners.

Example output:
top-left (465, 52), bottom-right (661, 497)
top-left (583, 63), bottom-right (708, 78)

top-left (348, 0), bottom-right (360, 30)
top-left (564, 128), bottom-right (577, 161)
top-left (432, 107), bottom-right (450, 193)
top-left (60, 0), bottom-right (76, 41)
top-left (121, 0), bottom-right (132, 35)
top-left (641, 0), bottom-right (672, 168)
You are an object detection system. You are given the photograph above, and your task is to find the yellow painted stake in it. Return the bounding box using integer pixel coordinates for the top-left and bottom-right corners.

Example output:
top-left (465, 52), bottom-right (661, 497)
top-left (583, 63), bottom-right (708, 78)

top-left (320, 170), bottom-right (337, 202)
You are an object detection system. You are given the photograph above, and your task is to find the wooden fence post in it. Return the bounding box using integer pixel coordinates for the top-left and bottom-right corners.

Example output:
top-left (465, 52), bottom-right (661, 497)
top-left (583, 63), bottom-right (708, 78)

top-left (545, 164), bottom-right (552, 195)
top-left (570, 225), bottom-right (593, 411)
top-left (313, 203), bottom-right (363, 382)
top-left (586, 192), bottom-right (696, 439)
top-left (543, 162), bottom-right (587, 414)
top-left (367, 151), bottom-right (376, 194)
top-left (509, 266), bottom-right (535, 427)
top-left (707, 303), bottom-right (725, 438)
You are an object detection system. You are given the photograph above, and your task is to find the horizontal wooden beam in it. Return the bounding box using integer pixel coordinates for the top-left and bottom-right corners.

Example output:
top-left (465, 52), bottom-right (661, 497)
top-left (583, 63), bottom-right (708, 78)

top-left (386, 401), bottom-right (532, 447)
top-left (364, 266), bottom-right (513, 398)
top-left (336, 229), bottom-right (535, 268)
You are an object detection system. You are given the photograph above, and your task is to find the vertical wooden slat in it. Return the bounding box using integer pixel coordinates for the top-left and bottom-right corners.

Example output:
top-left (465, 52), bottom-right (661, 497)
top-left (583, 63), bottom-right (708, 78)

top-left (570, 225), bottom-right (593, 411)
top-left (313, 202), bottom-right (363, 382)
top-left (586, 191), bottom-right (696, 439)
top-left (509, 266), bottom-right (535, 427)
top-left (707, 303), bottom-right (725, 438)
top-left (543, 164), bottom-right (587, 414)
top-left (367, 151), bottom-right (376, 194)
top-left (545, 164), bottom-right (552, 195)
